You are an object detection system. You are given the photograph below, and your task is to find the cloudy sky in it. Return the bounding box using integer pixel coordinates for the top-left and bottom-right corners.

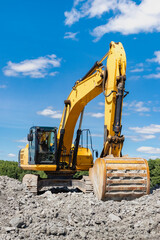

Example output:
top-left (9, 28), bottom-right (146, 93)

top-left (0, 0), bottom-right (160, 161)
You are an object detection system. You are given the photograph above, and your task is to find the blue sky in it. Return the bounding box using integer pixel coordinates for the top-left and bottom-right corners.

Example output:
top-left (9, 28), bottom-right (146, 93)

top-left (0, 0), bottom-right (160, 161)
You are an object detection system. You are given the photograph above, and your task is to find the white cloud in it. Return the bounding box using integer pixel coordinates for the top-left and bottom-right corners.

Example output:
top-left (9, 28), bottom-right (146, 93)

top-left (74, 0), bottom-right (85, 7)
top-left (137, 146), bottom-right (160, 154)
top-left (98, 102), bottom-right (104, 106)
top-left (17, 145), bottom-right (26, 149)
top-left (92, 133), bottom-right (103, 137)
top-left (129, 124), bottom-right (160, 134)
top-left (15, 138), bottom-right (28, 143)
top-left (123, 102), bottom-right (128, 107)
top-left (140, 135), bottom-right (155, 140)
top-left (149, 155), bottom-right (160, 159)
top-left (64, 32), bottom-right (79, 40)
top-left (130, 68), bottom-right (144, 73)
top-left (49, 71), bottom-right (58, 77)
top-left (126, 134), bottom-right (155, 142)
top-left (136, 63), bottom-right (144, 67)
top-left (65, 8), bottom-right (82, 26)
top-left (153, 107), bottom-right (160, 112)
top-left (147, 51), bottom-right (160, 64)
top-left (144, 51), bottom-right (160, 79)
top-left (135, 102), bottom-right (150, 112)
top-left (37, 106), bottom-right (62, 119)
top-left (86, 0), bottom-right (117, 18)
top-left (123, 101), bottom-right (152, 116)
top-left (144, 72), bottom-right (160, 79)
top-left (65, 0), bottom-right (117, 26)
top-left (0, 85), bottom-right (7, 88)
top-left (127, 101), bottom-right (150, 112)
top-left (91, 112), bottom-right (104, 118)
top-left (86, 112), bottom-right (104, 118)
top-left (123, 112), bottom-right (130, 116)
top-left (139, 113), bottom-right (150, 117)
top-left (3, 54), bottom-right (61, 78)
top-left (65, 0), bottom-right (160, 41)
top-left (128, 76), bottom-right (141, 81)
top-left (8, 153), bottom-right (16, 157)
top-left (92, 0), bottom-right (160, 40)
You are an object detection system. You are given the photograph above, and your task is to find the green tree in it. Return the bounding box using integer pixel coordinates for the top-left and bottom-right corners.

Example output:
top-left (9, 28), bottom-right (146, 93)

top-left (148, 158), bottom-right (160, 188)
top-left (0, 160), bottom-right (47, 181)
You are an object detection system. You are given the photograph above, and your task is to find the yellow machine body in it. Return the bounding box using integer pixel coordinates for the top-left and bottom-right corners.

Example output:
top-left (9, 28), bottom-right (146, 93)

top-left (20, 144), bottom-right (93, 171)
top-left (19, 41), bottom-right (150, 200)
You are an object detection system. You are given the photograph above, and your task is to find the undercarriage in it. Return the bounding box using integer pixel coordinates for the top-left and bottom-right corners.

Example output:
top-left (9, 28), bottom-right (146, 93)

top-left (23, 156), bottom-right (150, 201)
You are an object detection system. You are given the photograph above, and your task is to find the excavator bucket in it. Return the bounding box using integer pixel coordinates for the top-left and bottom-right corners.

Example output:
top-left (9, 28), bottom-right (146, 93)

top-left (89, 156), bottom-right (150, 201)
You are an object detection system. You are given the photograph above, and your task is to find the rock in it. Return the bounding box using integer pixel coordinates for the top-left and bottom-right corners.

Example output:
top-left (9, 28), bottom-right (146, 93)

top-left (9, 216), bottom-right (26, 228)
top-left (50, 227), bottom-right (58, 235)
top-left (5, 227), bottom-right (16, 232)
top-left (58, 228), bottom-right (67, 236)
top-left (154, 200), bottom-right (160, 207)
top-left (79, 231), bottom-right (87, 238)
top-left (0, 176), bottom-right (160, 240)
top-left (108, 213), bottom-right (121, 222)
top-left (42, 191), bottom-right (55, 202)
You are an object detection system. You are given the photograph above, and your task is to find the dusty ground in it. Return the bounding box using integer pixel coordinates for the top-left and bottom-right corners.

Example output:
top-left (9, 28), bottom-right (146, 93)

top-left (0, 176), bottom-right (160, 240)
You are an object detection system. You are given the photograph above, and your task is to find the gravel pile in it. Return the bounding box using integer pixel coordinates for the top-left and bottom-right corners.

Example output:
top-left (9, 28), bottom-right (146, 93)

top-left (0, 175), bottom-right (160, 240)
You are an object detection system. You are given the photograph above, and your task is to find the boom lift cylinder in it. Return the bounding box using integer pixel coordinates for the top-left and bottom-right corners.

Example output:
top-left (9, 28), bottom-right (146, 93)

top-left (113, 76), bottom-right (126, 135)
top-left (72, 109), bottom-right (84, 170)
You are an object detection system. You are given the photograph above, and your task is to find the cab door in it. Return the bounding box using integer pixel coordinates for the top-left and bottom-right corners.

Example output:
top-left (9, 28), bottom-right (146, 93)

top-left (28, 129), bottom-right (38, 164)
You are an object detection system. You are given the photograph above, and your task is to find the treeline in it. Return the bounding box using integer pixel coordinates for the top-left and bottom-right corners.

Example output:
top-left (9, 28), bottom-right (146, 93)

top-left (0, 160), bottom-right (47, 181)
top-left (148, 158), bottom-right (160, 188)
top-left (0, 159), bottom-right (160, 188)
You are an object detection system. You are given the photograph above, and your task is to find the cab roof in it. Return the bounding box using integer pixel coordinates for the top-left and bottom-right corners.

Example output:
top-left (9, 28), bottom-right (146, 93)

top-left (30, 126), bottom-right (57, 131)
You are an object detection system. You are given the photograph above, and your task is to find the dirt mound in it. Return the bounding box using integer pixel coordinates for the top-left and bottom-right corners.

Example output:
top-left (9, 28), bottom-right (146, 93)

top-left (0, 176), bottom-right (160, 240)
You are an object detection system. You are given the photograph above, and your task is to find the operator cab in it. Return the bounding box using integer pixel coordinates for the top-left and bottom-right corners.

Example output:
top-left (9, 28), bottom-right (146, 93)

top-left (27, 126), bottom-right (57, 165)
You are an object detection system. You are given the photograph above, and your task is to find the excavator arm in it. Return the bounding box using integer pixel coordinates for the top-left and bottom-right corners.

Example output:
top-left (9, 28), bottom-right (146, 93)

top-left (103, 41), bottom-right (126, 157)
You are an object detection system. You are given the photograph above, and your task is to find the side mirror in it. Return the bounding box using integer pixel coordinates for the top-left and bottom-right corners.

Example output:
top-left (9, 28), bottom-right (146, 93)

top-left (95, 151), bottom-right (98, 158)
top-left (27, 133), bottom-right (33, 141)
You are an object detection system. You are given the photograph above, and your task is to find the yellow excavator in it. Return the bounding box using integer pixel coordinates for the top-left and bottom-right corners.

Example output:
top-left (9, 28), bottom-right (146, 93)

top-left (19, 41), bottom-right (150, 201)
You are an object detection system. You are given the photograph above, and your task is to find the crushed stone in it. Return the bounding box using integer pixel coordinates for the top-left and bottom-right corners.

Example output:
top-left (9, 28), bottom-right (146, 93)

top-left (0, 176), bottom-right (160, 240)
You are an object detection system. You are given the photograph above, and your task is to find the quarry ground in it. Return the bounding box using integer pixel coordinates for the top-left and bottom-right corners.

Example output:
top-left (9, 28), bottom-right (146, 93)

top-left (0, 176), bottom-right (160, 240)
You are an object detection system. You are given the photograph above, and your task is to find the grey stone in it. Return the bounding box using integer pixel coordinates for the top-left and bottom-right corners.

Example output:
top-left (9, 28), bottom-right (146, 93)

top-left (79, 231), bottom-right (86, 238)
top-left (5, 227), bottom-right (16, 232)
top-left (108, 213), bottom-right (121, 222)
top-left (1, 175), bottom-right (160, 240)
top-left (9, 216), bottom-right (26, 228)
top-left (50, 227), bottom-right (58, 235)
